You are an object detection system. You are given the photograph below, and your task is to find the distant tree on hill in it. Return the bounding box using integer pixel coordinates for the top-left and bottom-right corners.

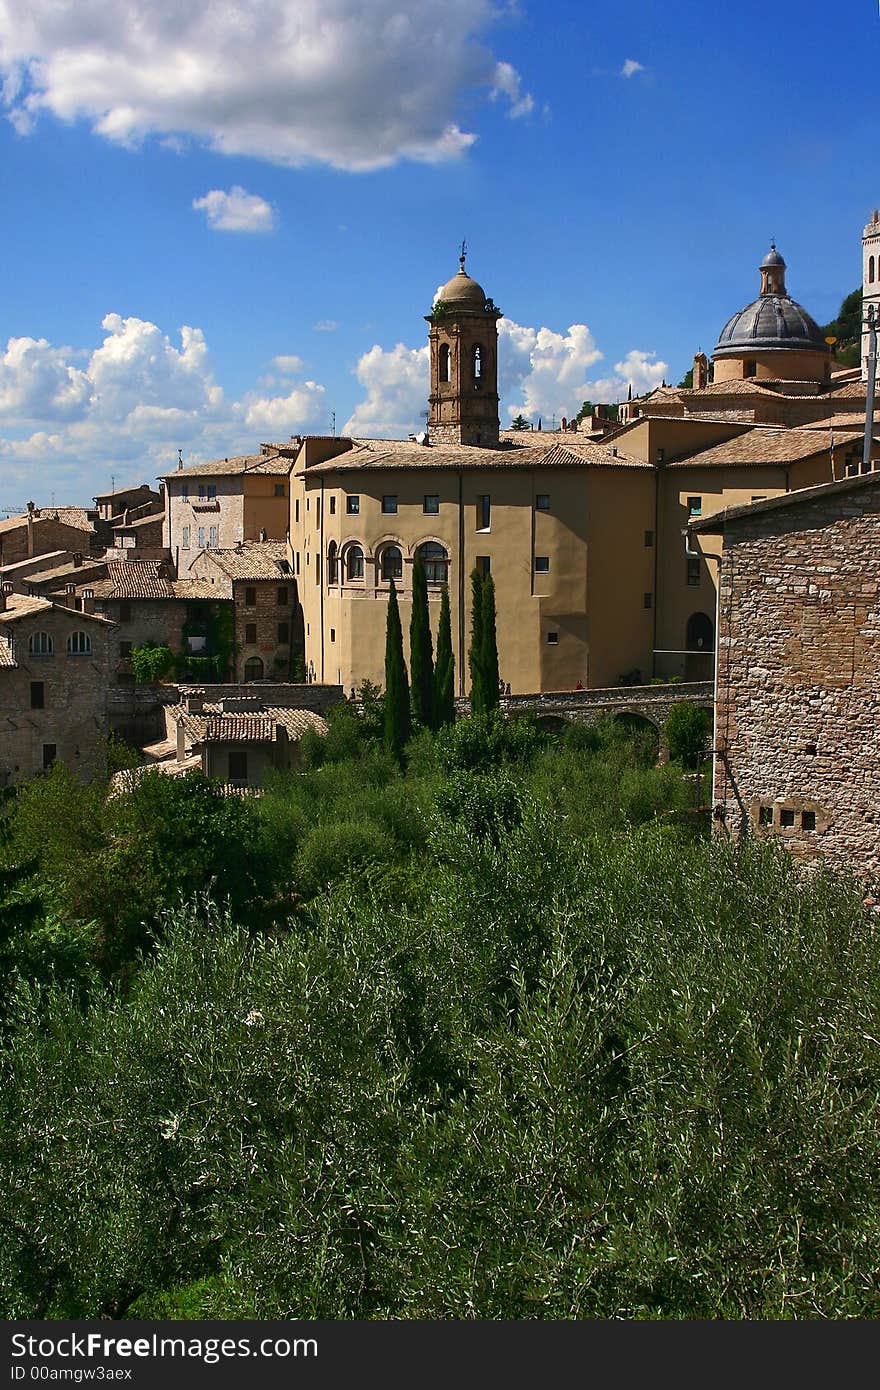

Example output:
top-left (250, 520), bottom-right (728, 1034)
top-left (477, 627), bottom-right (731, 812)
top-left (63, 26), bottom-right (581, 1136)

top-left (574, 400), bottom-right (594, 423)
top-left (510, 414), bottom-right (531, 431)
top-left (822, 288), bottom-right (862, 367)
top-left (678, 368), bottom-right (694, 389)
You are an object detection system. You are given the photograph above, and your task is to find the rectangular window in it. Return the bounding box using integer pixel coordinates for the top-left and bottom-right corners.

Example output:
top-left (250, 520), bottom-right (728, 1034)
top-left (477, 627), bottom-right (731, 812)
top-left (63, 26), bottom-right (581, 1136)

top-left (759, 805), bottom-right (773, 826)
top-left (119, 641), bottom-right (132, 659)
top-left (536, 494), bottom-right (550, 511)
top-left (182, 526), bottom-right (190, 549)
top-left (643, 592), bottom-right (653, 609)
top-left (274, 483), bottom-right (285, 497)
top-left (316, 499), bottom-right (321, 524)
top-left (535, 556), bottom-right (550, 573)
top-left (207, 484), bottom-right (217, 500)
top-left (295, 499), bottom-right (300, 523)
top-left (424, 495), bottom-right (440, 514)
top-left (801, 810), bottom-right (816, 831)
top-left (296, 552), bottom-right (301, 575)
top-left (687, 557), bottom-right (701, 586)
top-left (244, 587), bottom-right (257, 607)
top-left (477, 494), bottom-right (491, 530)
top-left (198, 527), bottom-right (206, 548)
top-left (182, 484), bottom-right (189, 500)
top-left (656, 448), bottom-right (665, 463)
top-left (382, 495), bottom-right (398, 514)
top-left (316, 554), bottom-right (321, 584)
top-left (687, 496), bottom-right (702, 517)
top-left (277, 587), bottom-right (289, 606)
top-left (547, 631), bottom-right (559, 645)
top-left (42, 744), bottom-right (57, 769)
top-left (30, 681), bottom-right (44, 710)
top-left (347, 495), bottom-right (360, 515)
top-left (245, 623), bottom-right (257, 644)
top-left (329, 495), bottom-right (336, 515)
top-left (118, 601), bottom-right (132, 623)
top-left (475, 555), bottom-right (490, 578)
top-left (644, 529), bottom-right (654, 547)
top-left (208, 525), bottom-right (218, 548)
top-left (228, 750), bottom-right (248, 786)
top-left (780, 808), bottom-right (796, 828)
top-left (330, 628), bottom-right (336, 643)
top-left (277, 622), bottom-right (289, 644)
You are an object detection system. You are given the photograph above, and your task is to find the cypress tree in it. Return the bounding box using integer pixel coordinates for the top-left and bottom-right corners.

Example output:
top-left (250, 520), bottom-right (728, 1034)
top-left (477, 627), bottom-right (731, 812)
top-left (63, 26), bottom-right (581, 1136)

top-left (383, 578), bottom-right (411, 764)
top-left (481, 572), bottom-right (500, 713)
top-left (434, 583), bottom-right (456, 727)
top-left (468, 568), bottom-right (485, 715)
top-left (409, 554), bottom-right (435, 730)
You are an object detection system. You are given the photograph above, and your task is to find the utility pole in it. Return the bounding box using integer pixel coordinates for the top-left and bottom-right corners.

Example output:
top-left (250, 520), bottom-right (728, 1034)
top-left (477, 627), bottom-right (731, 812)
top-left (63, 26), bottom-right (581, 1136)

top-left (864, 303), bottom-right (877, 474)
top-left (331, 411), bottom-right (336, 438)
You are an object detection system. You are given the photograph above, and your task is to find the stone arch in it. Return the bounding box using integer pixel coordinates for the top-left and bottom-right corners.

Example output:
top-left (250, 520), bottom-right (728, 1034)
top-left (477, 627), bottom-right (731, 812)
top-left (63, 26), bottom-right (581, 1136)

top-left (686, 611), bottom-right (714, 651)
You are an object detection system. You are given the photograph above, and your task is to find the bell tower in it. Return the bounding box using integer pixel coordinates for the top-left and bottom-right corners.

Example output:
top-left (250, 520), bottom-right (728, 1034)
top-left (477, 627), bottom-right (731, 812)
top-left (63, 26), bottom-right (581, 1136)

top-left (426, 246), bottom-right (501, 447)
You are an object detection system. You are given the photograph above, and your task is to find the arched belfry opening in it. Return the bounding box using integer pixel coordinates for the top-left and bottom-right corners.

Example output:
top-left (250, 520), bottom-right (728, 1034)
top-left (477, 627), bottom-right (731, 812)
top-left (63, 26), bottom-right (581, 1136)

top-left (426, 244), bottom-right (501, 446)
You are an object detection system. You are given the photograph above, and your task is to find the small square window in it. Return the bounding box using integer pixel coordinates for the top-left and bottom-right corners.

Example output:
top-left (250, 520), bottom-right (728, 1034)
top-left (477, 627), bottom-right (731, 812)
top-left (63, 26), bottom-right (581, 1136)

top-left (277, 622), bottom-right (289, 644)
top-left (245, 623), bottom-right (257, 644)
top-left (207, 484), bottom-right (217, 500)
top-left (347, 495), bottom-right (360, 515)
top-left (228, 750), bottom-right (248, 785)
top-left (119, 640), bottom-right (132, 658)
top-left (801, 811), bottom-right (816, 832)
top-left (424, 495), bottom-right (440, 514)
top-left (643, 592), bottom-right (653, 609)
top-left (30, 681), bottom-right (44, 710)
top-left (198, 485), bottom-right (206, 501)
top-left (182, 485), bottom-right (189, 500)
top-left (780, 808), bottom-right (795, 828)
top-left (475, 555), bottom-right (491, 578)
top-left (547, 631), bottom-right (559, 645)
top-left (536, 494), bottom-right (550, 511)
top-left (687, 557), bottom-right (701, 586)
top-left (687, 496), bottom-right (702, 517)
top-left (758, 805), bottom-right (773, 826)
top-left (644, 529), bottom-right (654, 547)
top-left (42, 743), bottom-right (57, 770)
top-left (329, 496), bottom-right (336, 515)
top-left (535, 556), bottom-right (550, 573)
top-left (382, 495), bottom-right (398, 514)
top-left (244, 587), bottom-right (257, 607)
top-left (274, 483), bottom-right (285, 497)
top-left (118, 601), bottom-right (131, 623)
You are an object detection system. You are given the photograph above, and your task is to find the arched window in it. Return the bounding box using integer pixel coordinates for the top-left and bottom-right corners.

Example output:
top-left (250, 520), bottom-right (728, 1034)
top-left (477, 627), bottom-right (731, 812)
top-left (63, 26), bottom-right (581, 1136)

top-left (871, 256), bottom-right (876, 284)
top-left (439, 343), bottom-right (450, 383)
top-left (380, 544), bottom-right (403, 582)
top-left (28, 632), bottom-right (54, 656)
top-left (345, 543), bottom-right (365, 580)
top-left (686, 612), bottom-right (714, 651)
top-left (416, 540), bottom-right (449, 584)
top-left (243, 656), bottom-right (264, 683)
top-left (327, 540), bottom-right (339, 585)
top-left (473, 344), bottom-right (483, 384)
top-left (66, 631), bottom-right (92, 655)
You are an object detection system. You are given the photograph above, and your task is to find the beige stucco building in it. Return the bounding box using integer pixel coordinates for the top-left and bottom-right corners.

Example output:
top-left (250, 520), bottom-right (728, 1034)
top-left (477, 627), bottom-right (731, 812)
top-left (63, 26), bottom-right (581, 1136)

top-left (284, 248), bottom-right (879, 696)
top-left (161, 448), bottom-right (294, 575)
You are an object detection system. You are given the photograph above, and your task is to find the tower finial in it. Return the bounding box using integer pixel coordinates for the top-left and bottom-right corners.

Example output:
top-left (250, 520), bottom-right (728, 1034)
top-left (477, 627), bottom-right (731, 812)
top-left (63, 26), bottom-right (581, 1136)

top-left (459, 238), bottom-right (467, 273)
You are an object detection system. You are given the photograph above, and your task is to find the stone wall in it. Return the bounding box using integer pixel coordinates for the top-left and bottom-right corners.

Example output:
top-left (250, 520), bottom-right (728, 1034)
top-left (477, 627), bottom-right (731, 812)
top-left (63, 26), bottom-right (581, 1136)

top-left (712, 478), bottom-right (880, 876)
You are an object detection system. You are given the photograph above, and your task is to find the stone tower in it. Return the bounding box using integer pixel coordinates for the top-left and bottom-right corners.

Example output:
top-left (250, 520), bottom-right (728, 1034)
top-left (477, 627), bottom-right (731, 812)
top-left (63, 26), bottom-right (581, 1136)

top-left (862, 211), bottom-right (880, 382)
top-left (426, 250), bottom-right (502, 447)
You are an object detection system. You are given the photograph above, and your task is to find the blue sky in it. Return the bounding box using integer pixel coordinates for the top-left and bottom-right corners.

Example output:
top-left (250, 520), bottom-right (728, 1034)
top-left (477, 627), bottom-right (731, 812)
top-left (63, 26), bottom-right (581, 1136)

top-left (0, 0), bottom-right (877, 504)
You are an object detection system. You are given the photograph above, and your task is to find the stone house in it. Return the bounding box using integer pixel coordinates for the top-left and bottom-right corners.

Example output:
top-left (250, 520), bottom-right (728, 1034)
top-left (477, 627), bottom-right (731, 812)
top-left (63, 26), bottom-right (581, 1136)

top-left (692, 473), bottom-right (880, 877)
top-left (0, 503), bottom-right (102, 566)
top-left (160, 449), bottom-right (293, 576)
top-left (163, 688), bottom-right (330, 788)
top-left (84, 560), bottom-right (224, 682)
top-left (0, 584), bottom-right (117, 784)
top-left (190, 541), bottom-right (296, 682)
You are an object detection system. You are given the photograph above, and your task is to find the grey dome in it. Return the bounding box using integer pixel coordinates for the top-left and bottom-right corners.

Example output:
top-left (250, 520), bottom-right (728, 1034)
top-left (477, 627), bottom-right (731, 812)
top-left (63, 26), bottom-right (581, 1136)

top-left (760, 243), bottom-right (786, 269)
top-left (714, 294), bottom-right (827, 357)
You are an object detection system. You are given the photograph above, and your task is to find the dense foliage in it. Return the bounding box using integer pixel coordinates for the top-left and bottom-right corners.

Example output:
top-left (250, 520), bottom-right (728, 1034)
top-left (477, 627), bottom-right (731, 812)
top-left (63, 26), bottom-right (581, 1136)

top-left (1, 711), bottom-right (878, 1320)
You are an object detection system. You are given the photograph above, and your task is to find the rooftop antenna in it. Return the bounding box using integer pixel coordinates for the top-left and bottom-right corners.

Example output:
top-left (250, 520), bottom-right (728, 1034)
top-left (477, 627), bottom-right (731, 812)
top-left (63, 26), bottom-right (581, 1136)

top-left (459, 238), bottom-right (467, 272)
top-left (111, 474), bottom-right (115, 496)
top-left (177, 448), bottom-right (183, 470)
top-left (331, 411), bottom-right (336, 438)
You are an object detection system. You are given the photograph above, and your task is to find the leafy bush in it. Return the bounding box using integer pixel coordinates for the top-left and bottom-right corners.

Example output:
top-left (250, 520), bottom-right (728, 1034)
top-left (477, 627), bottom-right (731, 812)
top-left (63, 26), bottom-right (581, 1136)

top-left (130, 642), bottom-right (173, 684)
top-left (436, 771), bottom-right (523, 846)
top-left (294, 820), bottom-right (397, 896)
top-left (434, 711), bottom-right (543, 773)
top-left (665, 702), bottom-right (712, 767)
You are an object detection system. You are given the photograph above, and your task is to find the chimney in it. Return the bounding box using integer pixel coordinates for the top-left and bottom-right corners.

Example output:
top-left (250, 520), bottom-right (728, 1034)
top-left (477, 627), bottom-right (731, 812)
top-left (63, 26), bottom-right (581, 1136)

top-left (65, 583), bottom-right (76, 604)
top-left (0, 580), bottom-right (13, 612)
top-left (692, 352), bottom-right (709, 390)
top-left (73, 552), bottom-right (83, 568)
top-left (185, 691), bottom-right (204, 713)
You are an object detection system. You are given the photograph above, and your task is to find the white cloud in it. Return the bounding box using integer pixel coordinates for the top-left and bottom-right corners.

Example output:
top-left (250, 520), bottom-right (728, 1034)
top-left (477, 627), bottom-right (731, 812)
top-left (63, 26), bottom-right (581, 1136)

top-left (343, 343), bottom-right (430, 438)
top-left (0, 0), bottom-right (533, 170)
top-left (192, 186), bottom-right (275, 233)
top-left (489, 60), bottom-right (534, 119)
top-left (0, 313), bottom-right (333, 495)
top-left (621, 58), bottom-right (645, 78)
top-left (313, 320), bottom-right (339, 334)
top-left (343, 319), bottom-right (670, 436)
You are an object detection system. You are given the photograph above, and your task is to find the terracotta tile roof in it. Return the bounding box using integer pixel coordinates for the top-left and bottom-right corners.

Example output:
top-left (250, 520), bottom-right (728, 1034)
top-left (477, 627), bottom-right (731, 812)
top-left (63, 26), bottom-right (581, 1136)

top-left (666, 428), bottom-right (867, 469)
top-left (828, 381), bottom-right (869, 400)
top-left (0, 636), bottom-right (16, 667)
top-left (198, 541), bottom-right (291, 581)
top-left (801, 413), bottom-right (868, 430)
top-left (679, 379), bottom-right (779, 398)
top-left (692, 469), bottom-right (880, 532)
top-left (26, 559), bottom-right (109, 589)
top-left (0, 593), bottom-right (115, 626)
top-left (160, 451), bottom-right (293, 479)
top-left (0, 508), bottom-right (94, 536)
top-left (307, 437), bottom-right (648, 473)
top-left (95, 561), bottom-right (177, 599)
top-left (172, 701), bottom-right (327, 745)
top-left (112, 511), bottom-right (163, 530)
